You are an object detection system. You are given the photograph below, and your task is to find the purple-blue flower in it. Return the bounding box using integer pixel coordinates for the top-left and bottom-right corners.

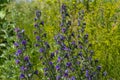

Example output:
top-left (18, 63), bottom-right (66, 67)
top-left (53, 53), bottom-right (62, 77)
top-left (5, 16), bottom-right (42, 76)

top-left (20, 73), bottom-right (25, 79)
top-left (20, 66), bottom-right (25, 71)
top-left (66, 62), bottom-right (72, 67)
top-left (103, 71), bottom-right (107, 76)
top-left (61, 4), bottom-right (67, 13)
top-left (36, 36), bottom-right (40, 41)
top-left (60, 22), bottom-right (64, 27)
top-left (64, 70), bottom-right (68, 77)
top-left (71, 32), bottom-right (74, 37)
top-left (70, 76), bottom-right (76, 80)
top-left (71, 41), bottom-right (76, 45)
top-left (43, 68), bottom-right (48, 72)
top-left (56, 65), bottom-right (60, 71)
top-left (34, 23), bottom-right (39, 28)
top-left (20, 66), bottom-right (27, 71)
top-left (17, 34), bottom-right (22, 39)
top-left (71, 68), bottom-right (75, 72)
top-left (63, 46), bottom-right (69, 51)
top-left (34, 70), bottom-right (39, 75)
top-left (97, 66), bottom-right (101, 71)
top-left (14, 42), bottom-right (19, 47)
top-left (55, 50), bottom-right (58, 54)
top-left (50, 52), bottom-right (54, 58)
top-left (21, 29), bottom-right (24, 33)
top-left (62, 28), bottom-right (66, 33)
top-left (16, 49), bottom-right (22, 56)
top-left (15, 28), bottom-right (20, 33)
top-left (34, 17), bottom-right (37, 21)
top-left (24, 56), bottom-right (29, 61)
top-left (40, 21), bottom-right (44, 26)
top-left (56, 75), bottom-right (61, 80)
top-left (15, 59), bottom-right (20, 64)
top-left (57, 57), bottom-right (62, 62)
top-left (34, 43), bottom-right (40, 47)
top-left (86, 70), bottom-right (89, 78)
top-left (79, 45), bottom-right (83, 49)
top-left (22, 40), bottom-right (27, 45)
top-left (64, 73), bottom-right (68, 77)
top-left (60, 35), bottom-right (65, 41)
top-left (39, 48), bottom-right (44, 53)
top-left (49, 61), bottom-right (53, 65)
top-left (76, 61), bottom-right (80, 65)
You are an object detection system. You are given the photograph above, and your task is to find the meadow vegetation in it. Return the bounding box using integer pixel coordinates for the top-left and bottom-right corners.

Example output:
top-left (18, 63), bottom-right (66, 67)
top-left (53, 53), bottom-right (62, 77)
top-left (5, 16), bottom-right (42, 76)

top-left (0, 0), bottom-right (120, 80)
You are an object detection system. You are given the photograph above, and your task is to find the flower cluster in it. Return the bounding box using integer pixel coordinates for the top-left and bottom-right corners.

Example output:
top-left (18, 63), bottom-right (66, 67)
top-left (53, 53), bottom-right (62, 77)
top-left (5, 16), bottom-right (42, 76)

top-left (14, 4), bottom-right (108, 80)
top-left (53, 4), bottom-right (107, 80)
top-left (14, 28), bottom-right (38, 80)
top-left (34, 10), bottom-right (56, 80)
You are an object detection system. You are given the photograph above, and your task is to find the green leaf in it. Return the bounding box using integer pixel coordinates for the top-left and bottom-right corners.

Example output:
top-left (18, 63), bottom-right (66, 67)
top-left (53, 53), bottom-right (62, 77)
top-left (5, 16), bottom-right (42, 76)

top-left (0, 10), bottom-right (6, 19)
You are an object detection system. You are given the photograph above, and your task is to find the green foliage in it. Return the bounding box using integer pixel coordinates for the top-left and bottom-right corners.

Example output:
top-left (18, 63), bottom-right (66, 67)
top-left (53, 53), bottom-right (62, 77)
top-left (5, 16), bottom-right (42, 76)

top-left (0, 0), bottom-right (17, 79)
top-left (0, 22), bottom-right (16, 79)
top-left (84, 1), bottom-right (120, 79)
top-left (1, 0), bottom-right (120, 79)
